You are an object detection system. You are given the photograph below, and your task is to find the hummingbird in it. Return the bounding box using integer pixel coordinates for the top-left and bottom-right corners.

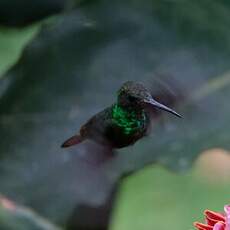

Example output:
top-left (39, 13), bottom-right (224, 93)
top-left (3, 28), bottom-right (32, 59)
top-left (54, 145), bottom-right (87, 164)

top-left (61, 81), bottom-right (181, 149)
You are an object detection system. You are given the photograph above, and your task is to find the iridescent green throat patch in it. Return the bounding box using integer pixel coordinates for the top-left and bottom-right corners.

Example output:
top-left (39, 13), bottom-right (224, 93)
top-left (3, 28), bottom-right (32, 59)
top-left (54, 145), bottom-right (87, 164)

top-left (112, 104), bottom-right (146, 135)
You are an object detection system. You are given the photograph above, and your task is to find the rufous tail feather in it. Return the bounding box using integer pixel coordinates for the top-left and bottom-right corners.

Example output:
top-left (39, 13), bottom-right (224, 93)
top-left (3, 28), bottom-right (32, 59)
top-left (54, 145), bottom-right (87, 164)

top-left (61, 134), bottom-right (83, 148)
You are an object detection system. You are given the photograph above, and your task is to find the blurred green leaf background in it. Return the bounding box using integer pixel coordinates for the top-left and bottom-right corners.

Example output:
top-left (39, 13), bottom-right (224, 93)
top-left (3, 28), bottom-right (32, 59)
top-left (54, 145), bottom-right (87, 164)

top-left (0, 25), bottom-right (38, 76)
top-left (111, 162), bottom-right (230, 230)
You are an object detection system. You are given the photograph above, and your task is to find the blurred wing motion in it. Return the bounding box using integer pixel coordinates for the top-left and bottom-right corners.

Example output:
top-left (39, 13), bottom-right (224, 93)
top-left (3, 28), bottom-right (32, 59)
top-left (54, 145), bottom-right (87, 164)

top-left (148, 73), bottom-right (185, 118)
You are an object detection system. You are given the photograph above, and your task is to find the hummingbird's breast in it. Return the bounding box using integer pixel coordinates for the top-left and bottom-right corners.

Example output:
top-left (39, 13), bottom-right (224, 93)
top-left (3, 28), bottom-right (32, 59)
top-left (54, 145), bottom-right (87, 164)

top-left (105, 104), bottom-right (149, 148)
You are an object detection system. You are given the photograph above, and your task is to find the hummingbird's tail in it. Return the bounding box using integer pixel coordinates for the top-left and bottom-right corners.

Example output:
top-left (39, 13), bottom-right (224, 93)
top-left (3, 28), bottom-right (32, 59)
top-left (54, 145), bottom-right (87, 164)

top-left (61, 134), bottom-right (83, 148)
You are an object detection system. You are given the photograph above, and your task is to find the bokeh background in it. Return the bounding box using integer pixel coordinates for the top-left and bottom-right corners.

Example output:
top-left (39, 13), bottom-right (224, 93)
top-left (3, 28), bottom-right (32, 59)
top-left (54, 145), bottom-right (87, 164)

top-left (0, 0), bottom-right (230, 230)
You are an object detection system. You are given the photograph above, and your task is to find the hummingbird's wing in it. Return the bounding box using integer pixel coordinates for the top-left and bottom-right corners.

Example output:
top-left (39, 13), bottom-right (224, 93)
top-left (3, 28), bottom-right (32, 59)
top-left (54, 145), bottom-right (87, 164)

top-left (80, 106), bottom-right (114, 146)
top-left (61, 106), bottom-right (113, 148)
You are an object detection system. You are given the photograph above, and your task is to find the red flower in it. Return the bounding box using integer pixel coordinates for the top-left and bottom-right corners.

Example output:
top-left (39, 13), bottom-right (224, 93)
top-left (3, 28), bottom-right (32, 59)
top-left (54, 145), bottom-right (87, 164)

top-left (194, 205), bottom-right (230, 230)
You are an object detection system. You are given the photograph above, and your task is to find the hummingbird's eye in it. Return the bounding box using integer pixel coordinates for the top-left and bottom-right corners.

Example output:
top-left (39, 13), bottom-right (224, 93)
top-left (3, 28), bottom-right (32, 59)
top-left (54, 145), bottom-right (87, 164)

top-left (128, 95), bottom-right (136, 102)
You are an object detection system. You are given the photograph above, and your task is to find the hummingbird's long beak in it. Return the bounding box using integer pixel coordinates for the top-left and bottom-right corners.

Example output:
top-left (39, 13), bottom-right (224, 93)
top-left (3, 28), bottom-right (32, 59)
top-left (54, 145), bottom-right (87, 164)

top-left (144, 98), bottom-right (182, 118)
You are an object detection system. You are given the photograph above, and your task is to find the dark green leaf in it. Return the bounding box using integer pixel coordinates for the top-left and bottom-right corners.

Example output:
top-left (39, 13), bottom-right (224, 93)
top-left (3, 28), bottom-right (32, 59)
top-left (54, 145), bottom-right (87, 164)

top-left (0, 0), bottom-right (230, 228)
top-left (0, 25), bottom-right (39, 77)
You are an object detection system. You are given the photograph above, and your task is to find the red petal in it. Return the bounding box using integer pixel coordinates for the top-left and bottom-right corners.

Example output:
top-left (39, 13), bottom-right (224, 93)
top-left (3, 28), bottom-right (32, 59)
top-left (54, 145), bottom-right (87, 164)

top-left (206, 215), bottom-right (223, 226)
top-left (204, 210), bottom-right (225, 224)
top-left (194, 222), bottom-right (214, 230)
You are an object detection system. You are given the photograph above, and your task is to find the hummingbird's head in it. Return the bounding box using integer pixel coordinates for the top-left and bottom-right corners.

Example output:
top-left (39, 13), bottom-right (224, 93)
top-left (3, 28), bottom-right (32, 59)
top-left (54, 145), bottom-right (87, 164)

top-left (117, 81), bottom-right (181, 118)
